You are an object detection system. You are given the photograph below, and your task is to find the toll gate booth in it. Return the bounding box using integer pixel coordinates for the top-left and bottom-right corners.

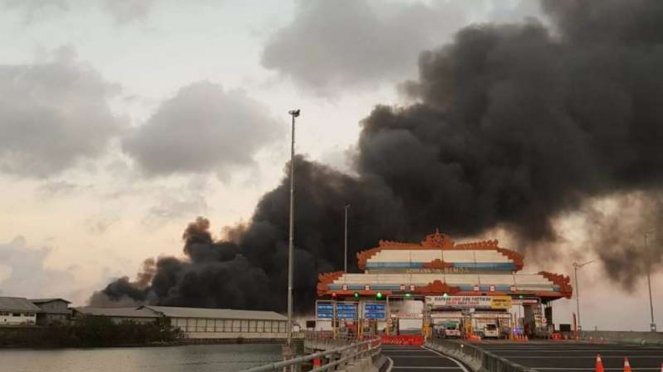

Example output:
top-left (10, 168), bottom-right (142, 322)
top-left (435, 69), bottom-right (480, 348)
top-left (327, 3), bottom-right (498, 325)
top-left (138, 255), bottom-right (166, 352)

top-left (316, 231), bottom-right (573, 340)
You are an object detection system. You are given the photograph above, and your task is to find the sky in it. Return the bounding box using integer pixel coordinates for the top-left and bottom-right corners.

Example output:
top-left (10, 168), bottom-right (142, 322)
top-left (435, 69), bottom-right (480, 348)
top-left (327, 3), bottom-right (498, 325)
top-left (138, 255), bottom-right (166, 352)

top-left (0, 0), bottom-right (660, 332)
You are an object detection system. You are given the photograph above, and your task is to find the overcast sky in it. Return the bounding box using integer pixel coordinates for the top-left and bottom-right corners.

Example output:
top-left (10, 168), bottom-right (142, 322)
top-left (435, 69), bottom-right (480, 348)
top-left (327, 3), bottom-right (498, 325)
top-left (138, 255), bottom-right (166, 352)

top-left (0, 0), bottom-right (659, 331)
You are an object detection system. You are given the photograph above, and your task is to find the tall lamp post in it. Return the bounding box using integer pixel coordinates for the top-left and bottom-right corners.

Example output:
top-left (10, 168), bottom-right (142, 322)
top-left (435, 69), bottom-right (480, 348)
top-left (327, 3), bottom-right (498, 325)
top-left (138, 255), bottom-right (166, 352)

top-left (572, 260), bottom-right (595, 331)
top-left (286, 109), bottom-right (300, 348)
top-left (344, 204), bottom-right (350, 273)
top-left (644, 232), bottom-right (657, 332)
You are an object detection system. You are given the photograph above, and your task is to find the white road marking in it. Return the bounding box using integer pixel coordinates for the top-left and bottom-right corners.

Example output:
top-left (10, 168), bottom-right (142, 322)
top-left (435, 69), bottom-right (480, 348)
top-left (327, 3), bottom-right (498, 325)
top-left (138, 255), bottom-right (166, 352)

top-left (387, 356), bottom-right (445, 358)
top-left (391, 367), bottom-right (462, 370)
top-left (386, 357), bottom-right (394, 372)
top-left (423, 346), bottom-right (470, 372)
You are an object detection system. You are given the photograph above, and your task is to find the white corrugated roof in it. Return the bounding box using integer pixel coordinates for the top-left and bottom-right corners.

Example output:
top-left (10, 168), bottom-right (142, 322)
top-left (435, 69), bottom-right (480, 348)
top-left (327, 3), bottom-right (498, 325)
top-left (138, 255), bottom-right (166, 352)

top-left (0, 297), bottom-right (42, 312)
top-left (74, 307), bottom-right (160, 318)
top-left (141, 306), bottom-right (287, 321)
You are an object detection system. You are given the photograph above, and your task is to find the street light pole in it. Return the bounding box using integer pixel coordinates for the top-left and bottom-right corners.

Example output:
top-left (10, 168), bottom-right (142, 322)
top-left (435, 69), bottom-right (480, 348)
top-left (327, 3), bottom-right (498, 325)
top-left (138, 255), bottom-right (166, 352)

top-left (572, 260), bottom-right (595, 331)
top-left (344, 204), bottom-right (350, 273)
top-left (286, 109), bottom-right (300, 348)
top-left (644, 232), bottom-right (657, 332)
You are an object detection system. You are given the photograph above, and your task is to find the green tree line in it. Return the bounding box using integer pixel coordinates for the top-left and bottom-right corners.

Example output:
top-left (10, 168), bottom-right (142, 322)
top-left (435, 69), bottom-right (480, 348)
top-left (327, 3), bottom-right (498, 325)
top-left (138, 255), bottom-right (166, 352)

top-left (0, 316), bottom-right (183, 348)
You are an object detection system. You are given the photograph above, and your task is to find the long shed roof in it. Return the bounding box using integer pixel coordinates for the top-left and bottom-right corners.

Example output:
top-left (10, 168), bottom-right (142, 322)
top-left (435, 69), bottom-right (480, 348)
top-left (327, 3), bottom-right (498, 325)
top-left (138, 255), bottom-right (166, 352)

top-left (0, 297), bottom-right (42, 312)
top-left (141, 306), bottom-right (287, 321)
top-left (74, 307), bottom-right (160, 318)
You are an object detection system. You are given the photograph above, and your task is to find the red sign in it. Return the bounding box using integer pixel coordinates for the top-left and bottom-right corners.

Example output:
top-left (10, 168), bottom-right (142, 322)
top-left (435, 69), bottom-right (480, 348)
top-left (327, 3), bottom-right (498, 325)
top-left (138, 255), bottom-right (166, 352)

top-left (381, 335), bottom-right (424, 345)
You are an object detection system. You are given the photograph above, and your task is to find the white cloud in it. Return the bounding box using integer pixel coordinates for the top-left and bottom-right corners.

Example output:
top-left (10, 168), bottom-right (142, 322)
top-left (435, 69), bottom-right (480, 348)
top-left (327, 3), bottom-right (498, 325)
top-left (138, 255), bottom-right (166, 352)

top-left (0, 236), bottom-right (75, 299)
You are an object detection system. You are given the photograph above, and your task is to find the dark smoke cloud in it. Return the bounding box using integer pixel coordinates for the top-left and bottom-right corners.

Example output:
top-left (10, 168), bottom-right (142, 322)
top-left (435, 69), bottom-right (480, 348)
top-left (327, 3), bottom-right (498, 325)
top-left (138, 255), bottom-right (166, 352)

top-left (94, 0), bottom-right (663, 311)
top-left (92, 160), bottom-right (406, 310)
top-left (582, 192), bottom-right (663, 289)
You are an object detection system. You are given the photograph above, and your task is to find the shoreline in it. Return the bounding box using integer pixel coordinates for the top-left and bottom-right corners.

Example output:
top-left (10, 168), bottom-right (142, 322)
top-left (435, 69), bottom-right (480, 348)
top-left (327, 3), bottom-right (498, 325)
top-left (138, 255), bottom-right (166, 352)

top-left (0, 338), bottom-right (296, 350)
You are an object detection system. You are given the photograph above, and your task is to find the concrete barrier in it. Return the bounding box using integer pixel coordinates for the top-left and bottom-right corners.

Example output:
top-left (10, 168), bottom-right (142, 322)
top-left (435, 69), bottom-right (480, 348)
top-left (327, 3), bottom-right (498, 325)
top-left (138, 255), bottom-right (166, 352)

top-left (336, 349), bottom-right (387, 372)
top-left (580, 331), bottom-right (663, 346)
top-left (425, 339), bottom-right (536, 372)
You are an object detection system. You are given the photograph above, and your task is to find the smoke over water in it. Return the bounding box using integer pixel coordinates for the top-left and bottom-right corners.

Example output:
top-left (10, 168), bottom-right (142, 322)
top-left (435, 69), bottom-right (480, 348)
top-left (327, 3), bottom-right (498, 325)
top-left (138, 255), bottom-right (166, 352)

top-left (91, 0), bottom-right (663, 310)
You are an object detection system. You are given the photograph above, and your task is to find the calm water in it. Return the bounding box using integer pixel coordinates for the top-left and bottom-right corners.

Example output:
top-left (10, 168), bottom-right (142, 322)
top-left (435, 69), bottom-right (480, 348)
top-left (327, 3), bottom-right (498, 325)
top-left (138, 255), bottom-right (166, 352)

top-left (0, 344), bottom-right (283, 372)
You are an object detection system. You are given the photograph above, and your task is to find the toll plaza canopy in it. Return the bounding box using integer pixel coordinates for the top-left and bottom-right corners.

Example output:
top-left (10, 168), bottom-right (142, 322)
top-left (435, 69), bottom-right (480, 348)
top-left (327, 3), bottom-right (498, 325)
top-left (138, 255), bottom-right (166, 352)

top-left (317, 230), bottom-right (572, 302)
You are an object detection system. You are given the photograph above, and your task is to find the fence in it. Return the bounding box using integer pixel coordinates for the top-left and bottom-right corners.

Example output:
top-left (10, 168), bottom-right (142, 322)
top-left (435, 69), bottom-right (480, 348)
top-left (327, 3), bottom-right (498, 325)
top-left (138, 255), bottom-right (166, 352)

top-left (240, 336), bottom-right (381, 372)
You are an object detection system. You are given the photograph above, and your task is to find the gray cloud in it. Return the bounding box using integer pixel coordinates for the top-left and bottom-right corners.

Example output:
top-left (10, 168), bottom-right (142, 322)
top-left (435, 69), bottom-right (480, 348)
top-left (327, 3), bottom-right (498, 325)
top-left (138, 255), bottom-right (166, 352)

top-left (0, 47), bottom-right (124, 178)
top-left (261, 0), bottom-right (469, 96)
top-left (103, 0), bottom-right (155, 23)
top-left (1, 0), bottom-right (68, 21)
top-left (122, 81), bottom-right (280, 177)
top-left (0, 236), bottom-right (75, 298)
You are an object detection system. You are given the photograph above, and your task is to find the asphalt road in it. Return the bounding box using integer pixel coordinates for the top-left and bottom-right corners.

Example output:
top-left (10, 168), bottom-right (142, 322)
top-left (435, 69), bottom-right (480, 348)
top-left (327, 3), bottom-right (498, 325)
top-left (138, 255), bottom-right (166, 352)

top-left (381, 345), bottom-right (470, 372)
top-left (472, 341), bottom-right (663, 371)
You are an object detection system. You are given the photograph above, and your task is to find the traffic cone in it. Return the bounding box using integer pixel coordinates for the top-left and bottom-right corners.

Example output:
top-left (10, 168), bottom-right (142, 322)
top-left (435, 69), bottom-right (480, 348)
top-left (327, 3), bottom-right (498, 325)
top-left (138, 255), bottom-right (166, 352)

top-left (596, 355), bottom-right (604, 372)
top-left (624, 358), bottom-right (632, 372)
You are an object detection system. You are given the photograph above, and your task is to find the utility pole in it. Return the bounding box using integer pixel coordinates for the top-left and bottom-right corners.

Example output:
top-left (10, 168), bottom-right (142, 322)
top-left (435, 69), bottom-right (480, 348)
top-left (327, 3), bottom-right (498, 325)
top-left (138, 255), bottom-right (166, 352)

top-left (286, 109), bottom-right (300, 348)
top-left (344, 204), bottom-right (350, 273)
top-left (644, 232), bottom-right (657, 332)
top-left (572, 260), bottom-right (595, 331)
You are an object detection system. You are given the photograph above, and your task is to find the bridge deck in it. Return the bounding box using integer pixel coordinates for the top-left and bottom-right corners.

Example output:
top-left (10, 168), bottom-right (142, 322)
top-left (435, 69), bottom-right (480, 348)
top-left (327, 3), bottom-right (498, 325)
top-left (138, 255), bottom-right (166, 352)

top-left (382, 345), bottom-right (469, 372)
top-left (473, 341), bottom-right (663, 371)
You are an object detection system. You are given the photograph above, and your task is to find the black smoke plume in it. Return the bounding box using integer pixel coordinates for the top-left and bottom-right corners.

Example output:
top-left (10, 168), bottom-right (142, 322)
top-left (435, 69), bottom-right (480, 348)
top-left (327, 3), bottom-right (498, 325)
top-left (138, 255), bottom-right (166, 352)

top-left (92, 0), bottom-right (663, 309)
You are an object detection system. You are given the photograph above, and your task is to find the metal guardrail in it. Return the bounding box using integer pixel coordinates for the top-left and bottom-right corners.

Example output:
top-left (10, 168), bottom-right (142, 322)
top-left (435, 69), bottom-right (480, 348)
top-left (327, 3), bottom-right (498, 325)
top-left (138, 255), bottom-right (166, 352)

top-left (240, 336), bottom-right (381, 372)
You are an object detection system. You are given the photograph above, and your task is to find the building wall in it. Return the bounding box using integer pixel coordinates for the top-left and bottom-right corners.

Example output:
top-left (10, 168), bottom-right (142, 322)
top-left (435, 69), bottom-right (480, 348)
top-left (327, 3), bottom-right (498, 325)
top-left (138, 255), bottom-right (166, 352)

top-left (108, 317), bottom-right (156, 324)
top-left (37, 301), bottom-right (69, 312)
top-left (171, 317), bottom-right (288, 339)
top-left (37, 313), bottom-right (70, 325)
top-left (0, 311), bottom-right (37, 326)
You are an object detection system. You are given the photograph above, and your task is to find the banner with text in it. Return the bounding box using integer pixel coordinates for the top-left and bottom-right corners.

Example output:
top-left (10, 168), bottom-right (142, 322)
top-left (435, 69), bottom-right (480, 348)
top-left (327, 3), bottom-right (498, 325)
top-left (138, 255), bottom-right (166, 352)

top-left (426, 296), bottom-right (512, 310)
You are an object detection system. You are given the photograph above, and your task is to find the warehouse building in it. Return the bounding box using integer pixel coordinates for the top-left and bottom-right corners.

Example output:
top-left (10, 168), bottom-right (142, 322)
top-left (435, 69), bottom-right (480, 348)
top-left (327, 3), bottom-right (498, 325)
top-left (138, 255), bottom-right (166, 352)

top-left (140, 306), bottom-right (289, 339)
top-left (0, 297), bottom-right (41, 326)
top-left (30, 298), bottom-right (71, 325)
top-left (73, 307), bottom-right (160, 324)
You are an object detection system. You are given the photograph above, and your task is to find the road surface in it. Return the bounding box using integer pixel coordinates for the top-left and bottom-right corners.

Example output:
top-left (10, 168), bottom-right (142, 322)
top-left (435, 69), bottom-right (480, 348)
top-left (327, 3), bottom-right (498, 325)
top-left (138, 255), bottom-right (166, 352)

top-left (382, 345), bottom-right (470, 372)
top-left (473, 341), bottom-right (663, 371)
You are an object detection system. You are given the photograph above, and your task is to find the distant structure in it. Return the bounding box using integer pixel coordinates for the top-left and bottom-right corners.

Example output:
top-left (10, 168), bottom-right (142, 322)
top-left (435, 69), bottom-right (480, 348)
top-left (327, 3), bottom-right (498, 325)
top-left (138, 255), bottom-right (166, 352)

top-left (30, 298), bottom-right (72, 325)
top-left (141, 306), bottom-right (289, 339)
top-left (0, 297), bottom-right (41, 326)
top-left (72, 305), bottom-right (289, 340)
top-left (316, 230), bottom-right (572, 338)
top-left (73, 307), bottom-right (160, 324)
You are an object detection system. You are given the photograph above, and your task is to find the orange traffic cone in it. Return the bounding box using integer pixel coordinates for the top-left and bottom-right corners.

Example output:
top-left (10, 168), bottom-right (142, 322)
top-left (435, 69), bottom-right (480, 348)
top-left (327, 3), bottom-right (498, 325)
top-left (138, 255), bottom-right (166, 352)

top-left (596, 355), bottom-right (604, 372)
top-left (624, 358), bottom-right (632, 372)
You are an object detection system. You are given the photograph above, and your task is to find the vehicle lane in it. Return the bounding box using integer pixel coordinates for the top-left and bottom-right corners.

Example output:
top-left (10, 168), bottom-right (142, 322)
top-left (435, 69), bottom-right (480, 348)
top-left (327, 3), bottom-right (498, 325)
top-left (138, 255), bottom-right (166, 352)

top-left (473, 341), bottom-right (663, 372)
top-left (381, 345), bottom-right (469, 372)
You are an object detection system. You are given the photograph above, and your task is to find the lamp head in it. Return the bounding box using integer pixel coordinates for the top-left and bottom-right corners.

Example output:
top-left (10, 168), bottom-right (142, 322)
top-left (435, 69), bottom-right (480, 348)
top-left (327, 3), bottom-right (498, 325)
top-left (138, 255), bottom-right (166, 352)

top-left (288, 109), bottom-right (301, 117)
